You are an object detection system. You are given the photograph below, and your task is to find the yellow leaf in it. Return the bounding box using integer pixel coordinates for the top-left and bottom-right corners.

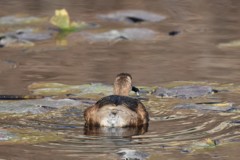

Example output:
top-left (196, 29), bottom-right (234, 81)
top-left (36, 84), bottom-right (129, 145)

top-left (50, 9), bottom-right (70, 29)
top-left (56, 9), bottom-right (68, 16)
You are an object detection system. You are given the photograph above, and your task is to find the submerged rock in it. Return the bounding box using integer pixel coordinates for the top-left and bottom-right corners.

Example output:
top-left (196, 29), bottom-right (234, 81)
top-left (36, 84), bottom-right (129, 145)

top-left (182, 138), bottom-right (219, 153)
top-left (153, 85), bottom-right (215, 99)
top-left (0, 28), bottom-right (53, 47)
top-left (98, 10), bottom-right (166, 23)
top-left (28, 82), bottom-right (113, 98)
top-left (0, 16), bottom-right (44, 25)
top-left (0, 35), bottom-right (34, 48)
top-left (0, 129), bottom-right (16, 141)
top-left (0, 98), bottom-right (81, 114)
top-left (14, 29), bottom-right (53, 41)
top-left (82, 28), bottom-right (158, 42)
top-left (175, 102), bottom-right (234, 112)
top-left (117, 149), bottom-right (149, 160)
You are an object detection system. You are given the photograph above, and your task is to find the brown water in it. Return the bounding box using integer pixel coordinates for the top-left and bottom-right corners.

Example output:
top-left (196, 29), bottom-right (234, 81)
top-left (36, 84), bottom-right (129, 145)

top-left (0, 0), bottom-right (240, 159)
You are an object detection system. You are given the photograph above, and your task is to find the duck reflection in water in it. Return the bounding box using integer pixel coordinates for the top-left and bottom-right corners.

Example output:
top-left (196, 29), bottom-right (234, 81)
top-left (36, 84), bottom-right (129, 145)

top-left (84, 73), bottom-right (149, 136)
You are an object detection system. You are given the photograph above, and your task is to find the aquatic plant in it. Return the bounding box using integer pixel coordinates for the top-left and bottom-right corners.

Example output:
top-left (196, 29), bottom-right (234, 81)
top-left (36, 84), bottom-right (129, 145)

top-left (50, 9), bottom-right (87, 31)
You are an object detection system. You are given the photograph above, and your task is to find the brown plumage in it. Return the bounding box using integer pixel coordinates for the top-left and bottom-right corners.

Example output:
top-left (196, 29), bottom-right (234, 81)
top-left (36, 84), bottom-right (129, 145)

top-left (84, 73), bottom-right (149, 127)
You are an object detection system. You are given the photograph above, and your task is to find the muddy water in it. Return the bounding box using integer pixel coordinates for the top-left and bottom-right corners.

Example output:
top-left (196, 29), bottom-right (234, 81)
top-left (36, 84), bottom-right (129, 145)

top-left (0, 0), bottom-right (240, 159)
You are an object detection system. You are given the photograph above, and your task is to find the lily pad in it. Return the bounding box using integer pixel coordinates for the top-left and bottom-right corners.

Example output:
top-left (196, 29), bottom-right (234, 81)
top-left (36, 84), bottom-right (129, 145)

top-left (98, 10), bottom-right (166, 23)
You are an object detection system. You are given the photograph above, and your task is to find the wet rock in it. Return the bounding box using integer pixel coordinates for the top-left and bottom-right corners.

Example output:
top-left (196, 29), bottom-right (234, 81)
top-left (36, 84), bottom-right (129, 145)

top-left (82, 28), bottom-right (158, 42)
top-left (98, 10), bottom-right (166, 23)
top-left (230, 120), bottom-right (240, 124)
top-left (0, 28), bottom-right (53, 47)
top-left (0, 16), bottom-right (44, 25)
top-left (175, 102), bottom-right (233, 112)
top-left (117, 149), bottom-right (149, 160)
top-left (153, 85), bottom-right (215, 99)
top-left (15, 29), bottom-right (53, 41)
top-left (0, 129), bottom-right (16, 141)
top-left (0, 98), bottom-right (81, 114)
top-left (28, 82), bottom-right (113, 98)
top-left (181, 138), bottom-right (219, 153)
top-left (0, 34), bottom-right (34, 47)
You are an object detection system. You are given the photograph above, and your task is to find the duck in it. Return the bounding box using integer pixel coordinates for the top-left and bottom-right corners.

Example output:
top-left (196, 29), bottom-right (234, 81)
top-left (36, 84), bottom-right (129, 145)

top-left (84, 73), bottom-right (149, 127)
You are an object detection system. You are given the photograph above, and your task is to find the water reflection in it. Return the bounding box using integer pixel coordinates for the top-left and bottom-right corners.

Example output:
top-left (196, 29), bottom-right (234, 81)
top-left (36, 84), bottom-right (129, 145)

top-left (84, 124), bottom-right (148, 137)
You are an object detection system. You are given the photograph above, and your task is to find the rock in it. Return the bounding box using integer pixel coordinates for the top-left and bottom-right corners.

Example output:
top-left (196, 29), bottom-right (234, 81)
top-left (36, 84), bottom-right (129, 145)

top-left (82, 28), bottom-right (158, 42)
top-left (0, 28), bottom-right (53, 47)
top-left (14, 29), bottom-right (53, 41)
top-left (181, 138), bottom-right (219, 153)
top-left (117, 149), bottom-right (149, 160)
top-left (0, 129), bottom-right (16, 141)
top-left (0, 16), bottom-right (44, 25)
top-left (153, 85), bottom-right (214, 99)
top-left (0, 34), bottom-right (34, 47)
top-left (175, 102), bottom-right (234, 112)
top-left (0, 98), bottom-right (81, 114)
top-left (98, 10), bottom-right (166, 23)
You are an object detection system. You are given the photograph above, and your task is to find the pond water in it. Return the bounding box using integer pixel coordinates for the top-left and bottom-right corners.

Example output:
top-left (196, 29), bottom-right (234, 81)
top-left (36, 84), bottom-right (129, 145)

top-left (0, 0), bottom-right (240, 159)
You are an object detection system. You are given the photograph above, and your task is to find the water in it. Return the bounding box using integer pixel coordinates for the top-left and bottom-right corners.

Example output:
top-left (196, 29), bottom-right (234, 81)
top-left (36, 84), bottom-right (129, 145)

top-left (0, 0), bottom-right (240, 159)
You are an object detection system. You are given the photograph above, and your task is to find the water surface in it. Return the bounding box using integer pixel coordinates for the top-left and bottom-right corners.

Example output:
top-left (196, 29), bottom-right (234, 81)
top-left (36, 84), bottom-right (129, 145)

top-left (0, 0), bottom-right (240, 159)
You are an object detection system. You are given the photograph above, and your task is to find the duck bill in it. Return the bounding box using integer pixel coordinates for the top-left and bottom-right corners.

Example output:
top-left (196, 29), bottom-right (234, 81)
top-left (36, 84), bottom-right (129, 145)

top-left (132, 86), bottom-right (140, 96)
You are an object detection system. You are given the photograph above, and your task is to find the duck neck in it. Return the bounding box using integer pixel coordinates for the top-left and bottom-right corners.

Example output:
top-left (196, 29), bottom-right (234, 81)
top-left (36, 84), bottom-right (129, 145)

top-left (113, 87), bottom-right (129, 96)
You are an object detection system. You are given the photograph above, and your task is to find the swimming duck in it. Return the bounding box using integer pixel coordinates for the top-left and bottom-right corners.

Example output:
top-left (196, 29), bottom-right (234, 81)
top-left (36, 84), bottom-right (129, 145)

top-left (84, 73), bottom-right (149, 127)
